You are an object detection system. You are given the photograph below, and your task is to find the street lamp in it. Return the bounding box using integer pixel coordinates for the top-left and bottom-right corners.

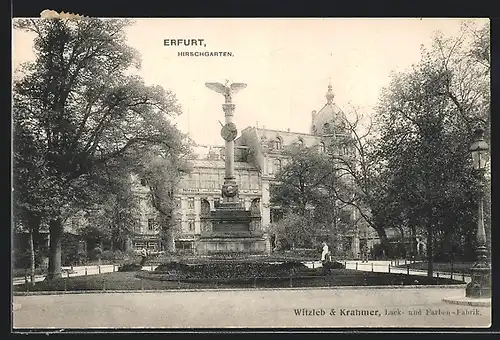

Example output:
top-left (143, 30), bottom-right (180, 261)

top-left (465, 124), bottom-right (490, 298)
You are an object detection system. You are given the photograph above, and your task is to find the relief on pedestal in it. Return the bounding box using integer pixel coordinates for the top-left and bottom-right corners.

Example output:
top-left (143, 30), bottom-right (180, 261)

top-left (250, 198), bottom-right (261, 216)
top-left (201, 199), bottom-right (211, 217)
top-left (200, 199), bottom-right (212, 233)
top-left (201, 221), bottom-right (213, 233)
top-left (250, 198), bottom-right (262, 232)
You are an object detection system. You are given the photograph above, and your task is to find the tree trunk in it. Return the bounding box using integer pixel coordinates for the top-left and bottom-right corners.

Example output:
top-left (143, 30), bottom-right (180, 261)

top-left (411, 225), bottom-right (417, 260)
top-left (26, 215), bottom-right (40, 285)
top-left (426, 224), bottom-right (434, 278)
top-left (47, 218), bottom-right (63, 280)
top-left (374, 226), bottom-right (390, 258)
top-left (161, 228), bottom-right (175, 252)
top-left (29, 227), bottom-right (35, 285)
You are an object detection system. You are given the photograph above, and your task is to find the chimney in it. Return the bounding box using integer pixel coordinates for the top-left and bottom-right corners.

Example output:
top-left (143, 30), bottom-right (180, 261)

top-left (287, 128), bottom-right (290, 132)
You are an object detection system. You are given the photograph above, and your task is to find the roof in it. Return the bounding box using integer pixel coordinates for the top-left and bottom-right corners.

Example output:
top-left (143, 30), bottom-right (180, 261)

top-left (312, 85), bottom-right (347, 135)
top-left (251, 127), bottom-right (322, 149)
top-left (190, 159), bottom-right (258, 170)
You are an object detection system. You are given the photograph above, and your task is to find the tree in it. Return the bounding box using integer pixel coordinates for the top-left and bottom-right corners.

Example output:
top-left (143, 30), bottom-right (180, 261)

top-left (271, 146), bottom-right (335, 216)
top-left (374, 20), bottom-right (490, 276)
top-left (13, 18), bottom-right (186, 278)
top-left (80, 172), bottom-right (141, 252)
top-left (269, 212), bottom-right (315, 250)
top-left (297, 109), bottom-right (398, 258)
top-left (134, 146), bottom-right (193, 252)
top-left (270, 145), bottom-right (358, 250)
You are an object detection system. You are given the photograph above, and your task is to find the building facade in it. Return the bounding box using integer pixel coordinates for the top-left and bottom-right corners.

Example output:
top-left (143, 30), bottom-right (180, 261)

top-left (132, 84), bottom-right (380, 258)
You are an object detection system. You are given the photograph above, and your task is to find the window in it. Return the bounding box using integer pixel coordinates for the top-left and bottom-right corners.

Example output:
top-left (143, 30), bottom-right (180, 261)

top-left (147, 218), bottom-right (155, 231)
top-left (318, 142), bottom-right (326, 153)
top-left (175, 198), bottom-right (181, 209)
top-left (323, 123), bottom-right (330, 133)
top-left (271, 208), bottom-right (283, 223)
top-left (188, 197), bottom-right (195, 209)
top-left (241, 172), bottom-right (250, 190)
top-left (274, 158), bottom-right (282, 173)
top-left (342, 145), bottom-right (348, 155)
top-left (188, 220), bottom-right (195, 232)
top-left (274, 137), bottom-right (282, 150)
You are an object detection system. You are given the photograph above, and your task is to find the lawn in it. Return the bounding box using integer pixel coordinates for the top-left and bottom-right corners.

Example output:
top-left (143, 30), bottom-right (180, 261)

top-left (396, 262), bottom-right (474, 274)
top-left (13, 268), bottom-right (462, 292)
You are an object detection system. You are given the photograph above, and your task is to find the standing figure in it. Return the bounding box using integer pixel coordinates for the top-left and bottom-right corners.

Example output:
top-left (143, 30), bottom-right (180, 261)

top-left (321, 242), bottom-right (330, 262)
top-left (321, 242), bottom-right (331, 275)
top-left (140, 248), bottom-right (148, 266)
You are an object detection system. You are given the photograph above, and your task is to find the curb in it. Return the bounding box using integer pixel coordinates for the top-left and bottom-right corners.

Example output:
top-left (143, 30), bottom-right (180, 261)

top-left (12, 284), bottom-right (467, 296)
top-left (442, 297), bottom-right (491, 307)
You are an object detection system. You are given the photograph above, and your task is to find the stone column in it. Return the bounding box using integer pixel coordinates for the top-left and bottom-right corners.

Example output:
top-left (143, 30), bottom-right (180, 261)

top-left (223, 103), bottom-right (236, 181)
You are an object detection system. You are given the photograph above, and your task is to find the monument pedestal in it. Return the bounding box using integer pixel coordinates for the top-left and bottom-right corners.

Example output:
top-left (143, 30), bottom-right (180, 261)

top-left (196, 235), bottom-right (268, 255)
top-left (196, 202), bottom-right (269, 255)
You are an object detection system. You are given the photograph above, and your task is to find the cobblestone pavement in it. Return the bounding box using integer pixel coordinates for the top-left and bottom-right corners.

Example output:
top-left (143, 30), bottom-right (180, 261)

top-left (13, 287), bottom-right (490, 329)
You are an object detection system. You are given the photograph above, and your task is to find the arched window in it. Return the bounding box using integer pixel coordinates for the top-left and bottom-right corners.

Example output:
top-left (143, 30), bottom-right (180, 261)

top-left (323, 123), bottom-right (330, 133)
top-left (318, 142), bottom-right (326, 153)
top-left (274, 137), bottom-right (283, 150)
top-left (274, 158), bottom-right (282, 173)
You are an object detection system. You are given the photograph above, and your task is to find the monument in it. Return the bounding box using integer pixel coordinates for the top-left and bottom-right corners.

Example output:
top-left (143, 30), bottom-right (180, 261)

top-left (196, 81), bottom-right (268, 255)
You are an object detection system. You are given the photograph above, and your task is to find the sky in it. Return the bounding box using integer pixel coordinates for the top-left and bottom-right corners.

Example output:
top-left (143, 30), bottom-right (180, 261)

top-left (12, 18), bottom-right (488, 148)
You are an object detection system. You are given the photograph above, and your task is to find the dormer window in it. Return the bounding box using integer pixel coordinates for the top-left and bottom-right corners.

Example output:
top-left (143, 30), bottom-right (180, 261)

top-left (274, 137), bottom-right (283, 150)
top-left (323, 123), bottom-right (330, 133)
top-left (318, 142), bottom-right (326, 153)
top-left (297, 138), bottom-right (304, 147)
top-left (140, 178), bottom-right (147, 186)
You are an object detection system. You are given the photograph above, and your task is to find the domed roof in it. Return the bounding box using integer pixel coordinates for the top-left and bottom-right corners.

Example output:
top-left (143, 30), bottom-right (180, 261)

top-left (311, 84), bottom-right (347, 135)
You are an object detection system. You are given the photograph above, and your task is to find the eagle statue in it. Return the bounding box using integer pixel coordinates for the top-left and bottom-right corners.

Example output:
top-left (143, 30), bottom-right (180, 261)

top-left (205, 80), bottom-right (247, 103)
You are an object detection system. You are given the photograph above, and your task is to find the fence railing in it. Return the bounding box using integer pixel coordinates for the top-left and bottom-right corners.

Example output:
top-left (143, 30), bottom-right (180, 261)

top-left (342, 261), bottom-right (471, 283)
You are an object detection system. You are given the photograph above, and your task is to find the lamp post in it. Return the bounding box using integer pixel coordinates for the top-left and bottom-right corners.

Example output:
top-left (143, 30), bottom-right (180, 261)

top-left (465, 124), bottom-right (490, 299)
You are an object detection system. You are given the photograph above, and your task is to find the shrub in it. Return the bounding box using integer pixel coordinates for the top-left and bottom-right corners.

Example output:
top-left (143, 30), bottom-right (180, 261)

top-left (276, 261), bottom-right (307, 270)
top-left (155, 262), bottom-right (190, 273)
top-left (101, 250), bottom-right (114, 261)
top-left (323, 261), bottom-right (345, 270)
top-left (153, 261), bottom-right (313, 280)
top-left (118, 263), bottom-right (143, 272)
top-left (90, 246), bottom-right (103, 261)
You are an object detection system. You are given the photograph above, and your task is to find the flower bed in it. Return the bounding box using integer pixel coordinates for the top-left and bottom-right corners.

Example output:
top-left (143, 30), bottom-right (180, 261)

top-left (148, 261), bottom-right (306, 280)
top-left (137, 260), bottom-right (346, 283)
